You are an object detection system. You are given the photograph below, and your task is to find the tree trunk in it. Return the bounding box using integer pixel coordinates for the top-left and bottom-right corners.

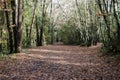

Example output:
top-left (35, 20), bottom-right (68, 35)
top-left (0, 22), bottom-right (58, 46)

top-left (25, 24), bottom-right (29, 46)
top-left (35, 16), bottom-right (40, 46)
top-left (29, 0), bottom-right (38, 46)
top-left (0, 27), bottom-right (2, 52)
top-left (4, 0), bottom-right (13, 53)
top-left (39, 0), bottom-right (46, 46)
top-left (113, 0), bottom-right (120, 41)
top-left (97, 0), bottom-right (111, 41)
top-left (11, 0), bottom-right (18, 52)
top-left (75, 0), bottom-right (82, 25)
top-left (50, 0), bottom-right (54, 44)
top-left (51, 25), bottom-right (54, 44)
top-left (16, 0), bottom-right (23, 52)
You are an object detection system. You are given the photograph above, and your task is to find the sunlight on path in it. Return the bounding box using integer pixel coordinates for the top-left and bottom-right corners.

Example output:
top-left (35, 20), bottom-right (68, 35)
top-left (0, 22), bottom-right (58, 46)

top-left (0, 44), bottom-right (120, 80)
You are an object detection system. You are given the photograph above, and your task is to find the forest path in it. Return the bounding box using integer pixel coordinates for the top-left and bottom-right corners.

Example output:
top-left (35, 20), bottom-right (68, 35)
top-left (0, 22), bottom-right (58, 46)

top-left (0, 44), bottom-right (120, 80)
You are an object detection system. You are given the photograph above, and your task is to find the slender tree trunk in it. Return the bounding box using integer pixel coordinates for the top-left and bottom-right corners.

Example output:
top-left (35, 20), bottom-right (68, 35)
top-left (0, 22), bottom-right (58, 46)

top-left (11, 0), bottom-right (18, 52)
top-left (97, 0), bottom-right (111, 41)
top-left (25, 24), bottom-right (29, 38)
top-left (25, 24), bottom-right (29, 46)
top-left (16, 0), bottom-right (23, 52)
top-left (50, 0), bottom-right (54, 44)
top-left (103, 0), bottom-right (108, 13)
top-left (29, 0), bottom-right (38, 45)
top-left (113, 0), bottom-right (120, 41)
top-left (39, 0), bottom-right (46, 46)
top-left (75, 0), bottom-right (82, 25)
top-left (0, 27), bottom-right (2, 52)
top-left (50, 23), bottom-right (54, 45)
top-left (4, 0), bottom-right (13, 53)
top-left (35, 16), bottom-right (40, 46)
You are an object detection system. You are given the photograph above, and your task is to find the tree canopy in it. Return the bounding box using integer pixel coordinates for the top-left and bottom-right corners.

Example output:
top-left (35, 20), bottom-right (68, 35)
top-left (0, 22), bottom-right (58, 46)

top-left (0, 0), bottom-right (120, 54)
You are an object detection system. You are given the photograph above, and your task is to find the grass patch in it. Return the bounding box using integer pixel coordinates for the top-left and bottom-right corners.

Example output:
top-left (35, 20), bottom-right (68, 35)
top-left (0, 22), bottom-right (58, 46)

top-left (0, 51), bottom-right (14, 60)
top-left (0, 52), bottom-right (5, 60)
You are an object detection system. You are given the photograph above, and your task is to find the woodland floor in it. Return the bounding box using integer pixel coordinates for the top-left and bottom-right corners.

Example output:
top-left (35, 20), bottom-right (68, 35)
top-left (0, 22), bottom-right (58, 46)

top-left (0, 43), bottom-right (120, 80)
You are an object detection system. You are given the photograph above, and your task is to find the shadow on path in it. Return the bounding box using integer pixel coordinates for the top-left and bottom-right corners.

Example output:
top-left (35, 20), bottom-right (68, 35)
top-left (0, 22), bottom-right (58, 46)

top-left (0, 44), bottom-right (120, 80)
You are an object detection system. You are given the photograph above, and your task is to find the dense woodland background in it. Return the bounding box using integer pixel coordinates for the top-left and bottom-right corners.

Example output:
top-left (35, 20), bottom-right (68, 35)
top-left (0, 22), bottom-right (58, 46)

top-left (0, 0), bottom-right (120, 54)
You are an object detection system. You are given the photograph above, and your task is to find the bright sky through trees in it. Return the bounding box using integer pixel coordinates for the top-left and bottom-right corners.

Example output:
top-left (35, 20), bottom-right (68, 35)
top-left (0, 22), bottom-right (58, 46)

top-left (48, 0), bottom-right (76, 26)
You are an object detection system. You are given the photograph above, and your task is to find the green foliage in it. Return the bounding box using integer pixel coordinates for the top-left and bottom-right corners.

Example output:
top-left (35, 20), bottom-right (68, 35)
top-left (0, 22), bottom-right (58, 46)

top-left (0, 52), bottom-right (8, 60)
top-left (60, 15), bottom-right (99, 46)
top-left (0, 53), bottom-right (4, 60)
top-left (1, 0), bottom-right (120, 55)
top-left (94, 0), bottom-right (120, 55)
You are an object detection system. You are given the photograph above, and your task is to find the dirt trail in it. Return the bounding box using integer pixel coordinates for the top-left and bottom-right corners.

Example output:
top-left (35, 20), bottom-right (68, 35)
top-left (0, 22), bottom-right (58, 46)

top-left (0, 44), bottom-right (120, 80)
